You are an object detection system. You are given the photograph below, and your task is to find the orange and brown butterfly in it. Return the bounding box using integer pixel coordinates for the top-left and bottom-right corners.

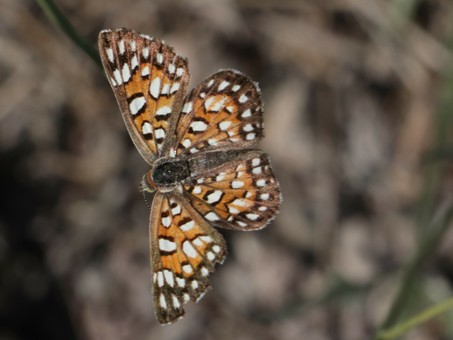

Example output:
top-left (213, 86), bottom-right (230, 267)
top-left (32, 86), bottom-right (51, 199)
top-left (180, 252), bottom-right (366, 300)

top-left (98, 28), bottom-right (281, 324)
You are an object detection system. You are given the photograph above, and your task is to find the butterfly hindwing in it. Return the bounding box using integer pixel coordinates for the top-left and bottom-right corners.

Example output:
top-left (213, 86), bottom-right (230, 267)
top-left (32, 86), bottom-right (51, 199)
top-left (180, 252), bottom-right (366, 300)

top-left (98, 29), bottom-right (190, 162)
top-left (183, 150), bottom-right (281, 231)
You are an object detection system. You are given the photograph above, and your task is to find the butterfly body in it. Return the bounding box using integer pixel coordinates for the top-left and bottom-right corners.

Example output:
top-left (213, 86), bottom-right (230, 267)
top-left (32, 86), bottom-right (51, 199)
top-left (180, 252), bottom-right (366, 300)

top-left (145, 157), bottom-right (191, 192)
top-left (99, 28), bottom-right (281, 324)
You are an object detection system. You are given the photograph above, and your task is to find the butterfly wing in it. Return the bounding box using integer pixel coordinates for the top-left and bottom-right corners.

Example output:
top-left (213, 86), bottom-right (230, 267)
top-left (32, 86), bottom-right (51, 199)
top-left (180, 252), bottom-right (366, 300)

top-left (172, 69), bottom-right (264, 155)
top-left (183, 150), bottom-right (281, 230)
top-left (98, 28), bottom-right (190, 162)
top-left (149, 192), bottom-right (227, 324)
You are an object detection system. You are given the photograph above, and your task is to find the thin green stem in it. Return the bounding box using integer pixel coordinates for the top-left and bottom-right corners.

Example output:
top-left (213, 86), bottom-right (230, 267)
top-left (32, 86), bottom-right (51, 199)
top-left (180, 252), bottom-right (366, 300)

top-left (377, 296), bottom-right (453, 339)
top-left (376, 19), bottom-right (453, 337)
top-left (378, 200), bottom-right (453, 333)
top-left (36, 0), bottom-right (101, 68)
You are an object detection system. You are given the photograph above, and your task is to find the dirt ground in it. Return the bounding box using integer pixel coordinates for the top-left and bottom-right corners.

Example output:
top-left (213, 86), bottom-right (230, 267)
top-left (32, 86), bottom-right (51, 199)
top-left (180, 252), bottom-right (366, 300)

top-left (1, 1), bottom-right (453, 339)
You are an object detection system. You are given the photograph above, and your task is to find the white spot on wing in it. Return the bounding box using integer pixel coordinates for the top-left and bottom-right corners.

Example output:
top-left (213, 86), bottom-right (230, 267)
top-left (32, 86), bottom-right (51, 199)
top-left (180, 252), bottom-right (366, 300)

top-left (246, 213), bottom-right (260, 221)
top-left (218, 81), bottom-right (230, 91)
top-left (232, 180), bottom-right (244, 189)
top-left (246, 133), bottom-right (256, 140)
top-left (162, 215), bottom-right (172, 228)
top-left (182, 102), bottom-right (193, 113)
top-left (205, 212), bottom-right (220, 221)
top-left (170, 83), bottom-right (180, 94)
top-left (142, 47), bottom-right (149, 59)
top-left (205, 96), bottom-right (227, 112)
top-left (155, 128), bottom-right (165, 141)
top-left (172, 295), bottom-right (181, 308)
top-left (131, 55), bottom-right (138, 70)
top-left (163, 269), bottom-right (175, 287)
top-left (193, 238), bottom-right (203, 247)
top-left (200, 236), bottom-right (213, 243)
top-left (260, 193), bottom-right (270, 200)
top-left (237, 220), bottom-right (248, 227)
top-left (159, 238), bottom-right (177, 252)
top-left (113, 69), bottom-right (122, 85)
top-left (239, 94), bottom-right (248, 103)
top-left (150, 77), bottom-right (161, 99)
top-left (142, 122), bottom-right (153, 135)
top-left (201, 267), bottom-right (209, 277)
top-left (159, 294), bottom-right (167, 309)
top-left (122, 63), bottom-right (131, 82)
top-left (219, 121), bottom-right (232, 131)
top-left (176, 277), bottom-right (185, 287)
top-left (232, 198), bottom-right (251, 207)
top-left (228, 206), bottom-right (240, 214)
top-left (207, 251), bottom-right (215, 261)
top-left (106, 48), bottom-right (114, 63)
top-left (241, 109), bottom-right (252, 118)
top-left (182, 241), bottom-right (197, 258)
top-left (157, 271), bottom-right (164, 287)
top-left (156, 106), bottom-right (171, 117)
top-left (129, 96), bottom-right (146, 116)
top-left (171, 204), bottom-right (181, 215)
top-left (161, 83), bottom-right (170, 95)
top-left (256, 179), bottom-right (266, 187)
top-left (208, 138), bottom-right (218, 146)
top-left (118, 40), bottom-right (125, 55)
top-left (252, 167), bottom-right (262, 174)
top-left (191, 120), bottom-right (208, 132)
top-left (156, 53), bottom-right (163, 64)
top-left (206, 190), bottom-right (223, 204)
top-left (181, 139), bottom-right (191, 148)
top-left (141, 66), bottom-right (150, 77)
top-left (180, 219), bottom-right (195, 231)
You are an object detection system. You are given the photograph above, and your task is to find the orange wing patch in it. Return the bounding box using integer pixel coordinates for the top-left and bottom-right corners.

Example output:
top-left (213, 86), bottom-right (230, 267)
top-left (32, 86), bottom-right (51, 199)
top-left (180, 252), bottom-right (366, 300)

top-left (149, 193), bottom-right (226, 324)
top-left (173, 69), bottom-right (264, 156)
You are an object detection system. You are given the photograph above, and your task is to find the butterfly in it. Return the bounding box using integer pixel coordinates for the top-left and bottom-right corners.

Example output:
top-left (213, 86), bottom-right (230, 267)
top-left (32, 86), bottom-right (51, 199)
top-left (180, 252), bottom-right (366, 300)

top-left (98, 28), bottom-right (281, 324)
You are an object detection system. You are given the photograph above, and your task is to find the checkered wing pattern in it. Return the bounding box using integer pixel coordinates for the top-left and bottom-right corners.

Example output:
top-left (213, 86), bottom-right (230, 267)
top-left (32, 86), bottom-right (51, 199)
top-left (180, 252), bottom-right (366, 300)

top-left (99, 28), bottom-right (281, 325)
top-left (184, 151), bottom-right (280, 230)
top-left (150, 193), bottom-right (226, 324)
top-left (98, 29), bottom-right (189, 162)
top-left (173, 69), bottom-right (264, 155)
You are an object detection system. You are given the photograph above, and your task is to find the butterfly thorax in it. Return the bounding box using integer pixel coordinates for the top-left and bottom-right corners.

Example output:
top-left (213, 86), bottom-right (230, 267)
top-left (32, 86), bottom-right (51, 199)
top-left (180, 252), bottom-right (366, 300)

top-left (144, 158), bottom-right (190, 193)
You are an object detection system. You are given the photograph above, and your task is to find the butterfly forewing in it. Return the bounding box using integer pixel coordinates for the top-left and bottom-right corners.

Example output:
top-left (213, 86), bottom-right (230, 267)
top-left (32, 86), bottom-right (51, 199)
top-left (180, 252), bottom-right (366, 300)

top-left (99, 29), bottom-right (189, 162)
top-left (150, 192), bottom-right (227, 324)
top-left (173, 70), bottom-right (264, 155)
top-left (183, 150), bottom-right (281, 230)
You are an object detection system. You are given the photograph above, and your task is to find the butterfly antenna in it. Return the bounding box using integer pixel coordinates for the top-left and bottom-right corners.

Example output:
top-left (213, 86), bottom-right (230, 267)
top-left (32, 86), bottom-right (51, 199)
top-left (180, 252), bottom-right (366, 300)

top-left (139, 183), bottom-right (152, 210)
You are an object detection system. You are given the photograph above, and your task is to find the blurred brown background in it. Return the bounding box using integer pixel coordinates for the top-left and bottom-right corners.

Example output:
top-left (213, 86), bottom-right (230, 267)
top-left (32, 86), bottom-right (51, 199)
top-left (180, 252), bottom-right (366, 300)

top-left (1, 0), bottom-right (453, 339)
